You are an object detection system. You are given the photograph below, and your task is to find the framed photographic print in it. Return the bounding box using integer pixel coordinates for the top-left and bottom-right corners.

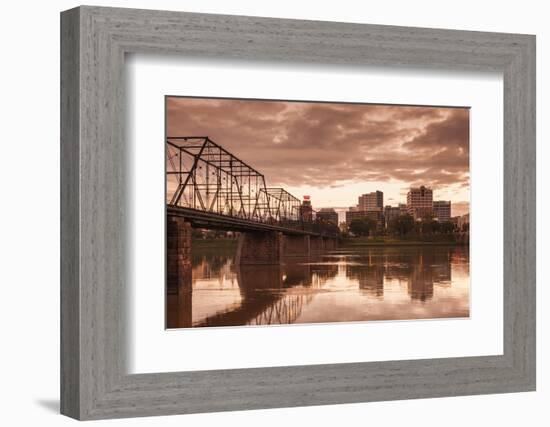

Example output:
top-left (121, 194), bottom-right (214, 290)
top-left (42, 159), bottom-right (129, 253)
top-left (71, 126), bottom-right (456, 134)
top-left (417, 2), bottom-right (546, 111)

top-left (61, 6), bottom-right (536, 420)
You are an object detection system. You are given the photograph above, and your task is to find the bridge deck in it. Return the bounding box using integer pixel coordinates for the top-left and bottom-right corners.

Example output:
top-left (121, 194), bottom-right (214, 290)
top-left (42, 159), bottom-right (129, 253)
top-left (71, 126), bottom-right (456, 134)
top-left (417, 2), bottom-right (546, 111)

top-left (167, 205), bottom-right (327, 236)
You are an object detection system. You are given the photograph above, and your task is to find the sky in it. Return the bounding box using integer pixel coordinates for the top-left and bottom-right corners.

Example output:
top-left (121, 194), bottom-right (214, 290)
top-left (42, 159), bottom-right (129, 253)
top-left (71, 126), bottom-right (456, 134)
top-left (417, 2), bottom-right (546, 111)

top-left (167, 97), bottom-right (470, 218)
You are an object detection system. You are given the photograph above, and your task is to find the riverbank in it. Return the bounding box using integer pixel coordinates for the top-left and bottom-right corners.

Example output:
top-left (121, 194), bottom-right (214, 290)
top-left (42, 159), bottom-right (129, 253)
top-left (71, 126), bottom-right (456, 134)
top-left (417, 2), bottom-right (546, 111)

top-left (340, 236), bottom-right (469, 247)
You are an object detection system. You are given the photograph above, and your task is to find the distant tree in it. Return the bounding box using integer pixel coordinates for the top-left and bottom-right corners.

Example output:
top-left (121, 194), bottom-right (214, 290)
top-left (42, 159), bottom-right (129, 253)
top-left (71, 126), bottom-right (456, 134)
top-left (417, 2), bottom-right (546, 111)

top-left (349, 218), bottom-right (377, 237)
top-left (409, 213), bottom-right (442, 235)
top-left (203, 229), bottom-right (227, 239)
top-left (192, 228), bottom-right (205, 239)
top-left (312, 219), bottom-right (340, 236)
top-left (389, 214), bottom-right (415, 236)
top-left (439, 221), bottom-right (455, 234)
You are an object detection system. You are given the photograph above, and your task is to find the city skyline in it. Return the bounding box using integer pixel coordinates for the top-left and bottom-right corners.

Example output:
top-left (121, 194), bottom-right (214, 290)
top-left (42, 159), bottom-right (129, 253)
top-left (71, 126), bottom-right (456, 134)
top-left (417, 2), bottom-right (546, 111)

top-left (167, 97), bottom-right (470, 218)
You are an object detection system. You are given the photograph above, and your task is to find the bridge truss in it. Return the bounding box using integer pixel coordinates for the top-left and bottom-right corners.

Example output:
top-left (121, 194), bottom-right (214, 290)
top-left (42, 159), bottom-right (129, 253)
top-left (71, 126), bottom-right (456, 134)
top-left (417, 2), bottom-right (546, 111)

top-left (167, 136), bottom-right (304, 226)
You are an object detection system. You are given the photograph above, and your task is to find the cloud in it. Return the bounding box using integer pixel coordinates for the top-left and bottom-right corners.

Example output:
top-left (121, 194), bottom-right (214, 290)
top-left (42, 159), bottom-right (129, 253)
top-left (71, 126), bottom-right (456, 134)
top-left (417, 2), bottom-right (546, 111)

top-left (167, 97), bottom-right (469, 203)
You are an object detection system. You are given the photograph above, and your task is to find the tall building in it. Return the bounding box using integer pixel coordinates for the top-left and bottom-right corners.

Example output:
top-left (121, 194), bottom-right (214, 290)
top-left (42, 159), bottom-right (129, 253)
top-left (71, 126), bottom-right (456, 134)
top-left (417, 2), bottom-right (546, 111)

top-left (345, 209), bottom-right (364, 225)
top-left (407, 186), bottom-right (433, 220)
top-left (317, 208), bottom-right (338, 225)
top-left (345, 209), bottom-right (384, 230)
top-left (433, 200), bottom-right (451, 222)
top-left (299, 195), bottom-right (313, 222)
top-left (398, 203), bottom-right (408, 216)
top-left (358, 191), bottom-right (383, 212)
top-left (384, 205), bottom-right (401, 228)
top-left (365, 210), bottom-right (384, 227)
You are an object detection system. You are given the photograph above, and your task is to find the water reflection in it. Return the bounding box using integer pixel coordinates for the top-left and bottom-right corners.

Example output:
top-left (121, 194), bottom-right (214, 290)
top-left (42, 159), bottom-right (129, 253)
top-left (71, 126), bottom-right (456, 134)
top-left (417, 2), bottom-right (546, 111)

top-left (167, 245), bottom-right (469, 328)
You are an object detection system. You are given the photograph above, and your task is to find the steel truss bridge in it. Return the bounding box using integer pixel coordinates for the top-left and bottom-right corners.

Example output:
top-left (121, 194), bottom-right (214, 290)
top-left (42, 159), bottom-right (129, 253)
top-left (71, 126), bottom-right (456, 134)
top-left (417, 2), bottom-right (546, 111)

top-left (166, 136), bottom-right (338, 236)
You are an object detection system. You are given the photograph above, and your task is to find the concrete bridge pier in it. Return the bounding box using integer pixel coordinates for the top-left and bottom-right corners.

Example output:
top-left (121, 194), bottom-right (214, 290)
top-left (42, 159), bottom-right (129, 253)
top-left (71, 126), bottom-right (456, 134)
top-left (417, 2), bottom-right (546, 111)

top-left (235, 231), bottom-right (283, 265)
top-left (166, 216), bottom-right (193, 291)
top-left (282, 235), bottom-right (310, 257)
top-left (310, 236), bottom-right (325, 253)
top-left (310, 236), bottom-right (338, 253)
top-left (323, 237), bottom-right (337, 251)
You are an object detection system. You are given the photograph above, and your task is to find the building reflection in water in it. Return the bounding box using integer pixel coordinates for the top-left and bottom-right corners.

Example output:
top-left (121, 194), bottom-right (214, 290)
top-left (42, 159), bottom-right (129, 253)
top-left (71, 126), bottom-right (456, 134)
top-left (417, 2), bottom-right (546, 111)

top-left (166, 245), bottom-right (469, 328)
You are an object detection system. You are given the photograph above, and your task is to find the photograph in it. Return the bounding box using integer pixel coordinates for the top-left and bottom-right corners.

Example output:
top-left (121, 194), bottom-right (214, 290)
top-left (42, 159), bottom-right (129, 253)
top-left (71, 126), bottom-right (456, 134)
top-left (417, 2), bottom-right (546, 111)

top-left (165, 97), bottom-right (471, 329)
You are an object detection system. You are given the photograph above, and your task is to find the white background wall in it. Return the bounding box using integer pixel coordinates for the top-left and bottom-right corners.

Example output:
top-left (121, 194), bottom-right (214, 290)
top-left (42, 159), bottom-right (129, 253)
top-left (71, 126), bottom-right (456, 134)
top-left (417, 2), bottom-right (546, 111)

top-left (0, 0), bottom-right (547, 425)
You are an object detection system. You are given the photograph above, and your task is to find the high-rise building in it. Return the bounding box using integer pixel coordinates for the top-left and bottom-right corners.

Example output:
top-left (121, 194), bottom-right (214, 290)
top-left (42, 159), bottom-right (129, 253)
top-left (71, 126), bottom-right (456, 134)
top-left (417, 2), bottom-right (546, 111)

top-left (299, 195), bottom-right (313, 222)
top-left (317, 208), bottom-right (338, 225)
top-left (358, 191), bottom-right (383, 212)
top-left (433, 200), bottom-right (451, 222)
top-left (365, 210), bottom-right (384, 227)
top-left (345, 209), bottom-right (364, 225)
top-left (407, 186), bottom-right (433, 220)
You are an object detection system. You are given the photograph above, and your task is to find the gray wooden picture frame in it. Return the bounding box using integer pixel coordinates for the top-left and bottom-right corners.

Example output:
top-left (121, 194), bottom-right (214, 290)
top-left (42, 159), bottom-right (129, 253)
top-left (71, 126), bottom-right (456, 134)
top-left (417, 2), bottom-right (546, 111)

top-left (60, 5), bottom-right (536, 420)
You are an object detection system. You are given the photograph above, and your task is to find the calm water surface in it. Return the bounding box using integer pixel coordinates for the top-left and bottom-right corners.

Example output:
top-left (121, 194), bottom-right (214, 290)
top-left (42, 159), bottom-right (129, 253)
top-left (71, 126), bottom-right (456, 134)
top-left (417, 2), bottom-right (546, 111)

top-left (167, 245), bottom-right (469, 328)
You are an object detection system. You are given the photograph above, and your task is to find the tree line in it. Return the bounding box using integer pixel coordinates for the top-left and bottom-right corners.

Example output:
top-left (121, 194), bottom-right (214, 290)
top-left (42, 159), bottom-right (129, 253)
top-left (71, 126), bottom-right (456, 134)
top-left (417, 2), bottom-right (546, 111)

top-left (348, 214), bottom-right (467, 238)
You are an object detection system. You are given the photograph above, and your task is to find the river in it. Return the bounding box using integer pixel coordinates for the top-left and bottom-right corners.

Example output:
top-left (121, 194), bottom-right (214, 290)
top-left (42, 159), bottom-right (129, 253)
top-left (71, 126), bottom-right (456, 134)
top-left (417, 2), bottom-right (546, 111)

top-left (166, 244), bottom-right (469, 328)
